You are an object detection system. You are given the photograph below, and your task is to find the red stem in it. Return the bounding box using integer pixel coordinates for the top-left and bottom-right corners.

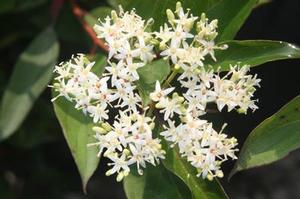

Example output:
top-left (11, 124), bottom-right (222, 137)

top-left (69, 0), bottom-right (109, 53)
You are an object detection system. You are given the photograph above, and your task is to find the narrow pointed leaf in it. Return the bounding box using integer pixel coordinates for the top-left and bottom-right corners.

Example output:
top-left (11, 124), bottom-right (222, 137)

top-left (52, 55), bottom-right (106, 191)
top-left (125, 0), bottom-right (222, 31)
top-left (231, 96), bottom-right (300, 177)
top-left (0, 27), bottom-right (59, 141)
top-left (255, 0), bottom-right (272, 8)
top-left (207, 0), bottom-right (257, 42)
top-left (208, 40), bottom-right (300, 71)
top-left (163, 143), bottom-right (229, 199)
top-left (124, 164), bottom-right (192, 199)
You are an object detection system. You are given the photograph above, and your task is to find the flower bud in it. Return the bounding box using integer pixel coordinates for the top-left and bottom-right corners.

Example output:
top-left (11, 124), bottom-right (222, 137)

top-left (106, 169), bottom-right (113, 176)
top-left (178, 96), bottom-right (185, 103)
top-left (166, 9), bottom-right (175, 25)
top-left (237, 108), bottom-right (247, 114)
top-left (116, 172), bottom-right (124, 182)
top-left (159, 42), bottom-right (167, 50)
top-left (92, 126), bottom-right (107, 134)
top-left (130, 113), bottom-right (137, 121)
top-left (211, 19), bottom-right (218, 28)
top-left (149, 38), bottom-right (160, 46)
top-left (123, 170), bottom-right (130, 177)
top-left (216, 170), bottom-right (224, 178)
top-left (175, 2), bottom-right (182, 13)
top-left (185, 20), bottom-right (195, 32)
top-left (53, 83), bottom-right (61, 89)
top-left (150, 122), bottom-right (155, 130)
top-left (123, 149), bottom-right (131, 156)
top-left (146, 18), bottom-right (154, 26)
top-left (172, 92), bottom-right (179, 99)
top-left (194, 68), bottom-right (201, 74)
top-left (207, 174), bottom-right (214, 181)
top-left (101, 122), bottom-right (112, 131)
top-left (201, 13), bottom-right (206, 22)
top-left (180, 116), bottom-right (187, 123)
top-left (111, 10), bottom-right (118, 22)
top-left (155, 102), bottom-right (164, 109)
top-left (179, 106), bottom-right (186, 114)
top-left (174, 64), bottom-right (181, 70)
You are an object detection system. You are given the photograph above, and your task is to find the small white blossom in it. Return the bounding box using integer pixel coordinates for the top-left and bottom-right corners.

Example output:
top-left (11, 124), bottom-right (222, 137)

top-left (150, 81), bottom-right (174, 102)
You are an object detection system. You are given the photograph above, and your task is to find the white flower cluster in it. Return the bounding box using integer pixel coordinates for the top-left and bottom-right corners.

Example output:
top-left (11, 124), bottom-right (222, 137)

top-left (52, 2), bottom-right (261, 181)
top-left (52, 6), bottom-right (163, 181)
top-left (161, 117), bottom-right (238, 180)
top-left (89, 112), bottom-right (165, 181)
top-left (149, 2), bottom-right (260, 179)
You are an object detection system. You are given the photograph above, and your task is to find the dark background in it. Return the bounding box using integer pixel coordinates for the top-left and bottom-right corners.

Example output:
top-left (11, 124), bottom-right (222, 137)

top-left (0, 0), bottom-right (300, 198)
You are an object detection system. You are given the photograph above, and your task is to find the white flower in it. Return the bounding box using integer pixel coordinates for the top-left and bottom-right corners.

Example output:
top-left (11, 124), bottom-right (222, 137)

top-left (160, 41), bottom-right (184, 64)
top-left (155, 23), bottom-right (173, 48)
top-left (87, 103), bottom-right (109, 123)
top-left (132, 40), bottom-right (155, 62)
top-left (159, 97), bottom-right (183, 120)
top-left (170, 25), bottom-right (194, 47)
top-left (174, 4), bottom-right (198, 32)
top-left (106, 153), bottom-right (131, 179)
top-left (126, 60), bottom-right (145, 81)
top-left (150, 81), bottom-right (174, 102)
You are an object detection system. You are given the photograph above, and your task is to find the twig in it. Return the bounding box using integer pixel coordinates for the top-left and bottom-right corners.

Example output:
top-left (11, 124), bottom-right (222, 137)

top-left (69, 0), bottom-right (109, 53)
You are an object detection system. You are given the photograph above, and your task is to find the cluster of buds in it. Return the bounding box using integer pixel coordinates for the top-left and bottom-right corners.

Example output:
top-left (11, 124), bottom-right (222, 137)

top-left (52, 2), bottom-right (261, 181)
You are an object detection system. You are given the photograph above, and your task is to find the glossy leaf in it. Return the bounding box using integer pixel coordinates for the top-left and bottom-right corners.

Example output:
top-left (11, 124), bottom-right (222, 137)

top-left (124, 164), bottom-right (192, 199)
top-left (207, 0), bottom-right (257, 42)
top-left (137, 59), bottom-right (170, 105)
top-left (208, 40), bottom-right (300, 71)
top-left (52, 55), bottom-right (106, 191)
top-left (163, 142), bottom-right (229, 199)
top-left (0, 27), bottom-right (59, 141)
top-left (231, 96), bottom-right (300, 177)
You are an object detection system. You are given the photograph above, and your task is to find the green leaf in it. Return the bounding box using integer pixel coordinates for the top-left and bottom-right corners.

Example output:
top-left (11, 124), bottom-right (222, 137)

top-left (55, 4), bottom-right (90, 45)
top-left (163, 143), bottom-right (229, 199)
top-left (124, 164), bottom-right (192, 199)
top-left (137, 59), bottom-right (170, 105)
top-left (255, 0), bottom-right (272, 8)
top-left (125, 0), bottom-right (256, 40)
top-left (208, 40), bottom-right (300, 71)
top-left (230, 96), bottom-right (300, 177)
top-left (52, 55), bottom-right (106, 191)
top-left (207, 0), bottom-right (257, 42)
top-left (0, 27), bottom-right (59, 141)
top-left (125, 0), bottom-right (222, 31)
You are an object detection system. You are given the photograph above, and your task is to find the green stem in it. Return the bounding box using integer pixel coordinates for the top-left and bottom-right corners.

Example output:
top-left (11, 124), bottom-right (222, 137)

top-left (162, 69), bottom-right (178, 88)
top-left (146, 68), bottom-right (179, 118)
